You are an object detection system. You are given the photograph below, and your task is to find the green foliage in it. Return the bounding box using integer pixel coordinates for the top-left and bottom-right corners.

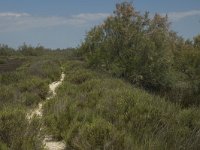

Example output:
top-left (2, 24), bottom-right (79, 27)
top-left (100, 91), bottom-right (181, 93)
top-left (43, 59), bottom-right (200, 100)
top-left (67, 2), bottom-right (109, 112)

top-left (171, 40), bottom-right (200, 106)
top-left (0, 107), bottom-right (27, 149)
top-left (0, 58), bottom-right (24, 74)
top-left (21, 92), bottom-right (42, 107)
top-left (0, 58), bottom-right (6, 64)
top-left (0, 107), bottom-right (43, 150)
top-left (0, 49), bottom-right (63, 149)
top-left (22, 117), bottom-right (43, 150)
top-left (0, 141), bottom-right (8, 150)
top-left (64, 118), bottom-right (125, 150)
top-left (0, 44), bottom-right (15, 56)
top-left (79, 2), bottom-right (173, 91)
top-left (194, 34), bottom-right (200, 49)
top-left (18, 43), bottom-right (47, 56)
top-left (0, 71), bottom-right (24, 85)
top-left (18, 76), bottom-right (49, 100)
top-left (28, 59), bottom-right (62, 81)
top-left (0, 2), bottom-right (200, 150)
top-left (43, 60), bottom-right (200, 150)
top-left (0, 85), bottom-right (16, 108)
top-left (79, 2), bottom-right (200, 107)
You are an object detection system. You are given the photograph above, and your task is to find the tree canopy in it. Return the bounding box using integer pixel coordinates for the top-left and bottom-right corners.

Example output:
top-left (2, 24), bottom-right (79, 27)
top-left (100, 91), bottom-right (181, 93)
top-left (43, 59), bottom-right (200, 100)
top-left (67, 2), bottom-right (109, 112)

top-left (79, 2), bottom-right (200, 106)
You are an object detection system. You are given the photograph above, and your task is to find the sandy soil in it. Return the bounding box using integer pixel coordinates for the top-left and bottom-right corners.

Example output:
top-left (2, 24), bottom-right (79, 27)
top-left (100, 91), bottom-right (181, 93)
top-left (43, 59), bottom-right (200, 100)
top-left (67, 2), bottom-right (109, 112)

top-left (43, 136), bottom-right (66, 150)
top-left (27, 72), bottom-right (66, 150)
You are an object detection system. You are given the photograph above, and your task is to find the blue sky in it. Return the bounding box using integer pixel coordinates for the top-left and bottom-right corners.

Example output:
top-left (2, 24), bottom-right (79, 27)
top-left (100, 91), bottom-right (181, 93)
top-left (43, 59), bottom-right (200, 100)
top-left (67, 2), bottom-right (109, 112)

top-left (0, 0), bottom-right (199, 49)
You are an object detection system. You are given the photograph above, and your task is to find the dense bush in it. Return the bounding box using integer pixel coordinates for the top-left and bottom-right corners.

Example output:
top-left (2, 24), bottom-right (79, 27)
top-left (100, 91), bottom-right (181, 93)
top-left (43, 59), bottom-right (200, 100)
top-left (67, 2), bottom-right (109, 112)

top-left (64, 118), bottom-right (125, 150)
top-left (28, 59), bottom-right (61, 81)
top-left (18, 44), bottom-right (47, 56)
top-left (0, 2), bottom-right (200, 149)
top-left (0, 71), bottom-right (24, 85)
top-left (79, 2), bottom-right (174, 91)
top-left (170, 36), bottom-right (200, 106)
top-left (0, 48), bottom-right (63, 149)
top-left (0, 107), bottom-right (43, 150)
top-left (0, 141), bottom-right (8, 150)
top-left (78, 2), bottom-right (200, 106)
top-left (18, 76), bottom-right (49, 99)
top-left (0, 85), bottom-right (16, 108)
top-left (0, 44), bottom-right (15, 56)
top-left (43, 60), bottom-right (200, 150)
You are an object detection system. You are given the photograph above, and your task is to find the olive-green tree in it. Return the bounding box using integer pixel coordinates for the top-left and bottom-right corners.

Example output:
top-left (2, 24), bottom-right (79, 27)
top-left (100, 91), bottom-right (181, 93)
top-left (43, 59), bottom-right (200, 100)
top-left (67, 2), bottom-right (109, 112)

top-left (79, 2), bottom-right (174, 90)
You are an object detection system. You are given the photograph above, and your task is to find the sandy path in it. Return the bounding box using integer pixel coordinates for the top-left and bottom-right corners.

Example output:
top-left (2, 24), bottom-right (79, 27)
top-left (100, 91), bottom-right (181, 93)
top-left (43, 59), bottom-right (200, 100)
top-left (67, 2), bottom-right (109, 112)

top-left (27, 72), bottom-right (66, 150)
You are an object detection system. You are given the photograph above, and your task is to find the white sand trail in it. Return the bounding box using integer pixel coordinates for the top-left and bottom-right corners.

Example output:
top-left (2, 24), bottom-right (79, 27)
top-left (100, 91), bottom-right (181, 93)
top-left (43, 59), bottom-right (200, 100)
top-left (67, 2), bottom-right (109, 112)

top-left (27, 72), bottom-right (66, 150)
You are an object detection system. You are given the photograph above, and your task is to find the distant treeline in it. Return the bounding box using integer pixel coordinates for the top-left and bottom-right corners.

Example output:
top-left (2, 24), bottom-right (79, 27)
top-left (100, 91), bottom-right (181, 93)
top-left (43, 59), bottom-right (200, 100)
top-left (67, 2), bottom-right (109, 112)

top-left (0, 43), bottom-right (75, 56)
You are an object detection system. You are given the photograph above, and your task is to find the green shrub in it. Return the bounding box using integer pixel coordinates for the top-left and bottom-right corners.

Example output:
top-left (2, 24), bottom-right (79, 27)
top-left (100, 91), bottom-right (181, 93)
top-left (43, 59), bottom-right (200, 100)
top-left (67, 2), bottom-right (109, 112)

top-left (67, 69), bottom-right (95, 85)
top-left (22, 117), bottom-right (43, 150)
top-left (0, 48), bottom-right (64, 149)
top-left (0, 58), bottom-right (6, 64)
top-left (0, 44), bottom-right (15, 56)
top-left (0, 71), bottom-right (24, 85)
top-left (18, 76), bottom-right (49, 100)
top-left (64, 118), bottom-right (125, 150)
top-left (21, 92), bottom-right (42, 107)
top-left (0, 85), bottom-right (17, 108)
top-left (0, 107), bottom-right (27, 149)
top-left (29, 59), bottom-right (61, 81)
top-left (0, 141), bottom-right (8, 150)
top-left (43, 60), bottom-right (200, 150)
top-left (79, 2), bottom-right (174, 91)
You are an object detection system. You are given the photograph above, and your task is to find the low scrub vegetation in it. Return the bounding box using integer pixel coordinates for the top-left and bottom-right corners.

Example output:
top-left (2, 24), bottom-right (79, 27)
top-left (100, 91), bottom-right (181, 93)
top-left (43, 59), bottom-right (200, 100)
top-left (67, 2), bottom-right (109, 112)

top-left (1, 2), bottom-right (200, 150)
top-left (43, 60), bottom-right (200, 150)
top-left (0, 49), bottom-right (62, 149)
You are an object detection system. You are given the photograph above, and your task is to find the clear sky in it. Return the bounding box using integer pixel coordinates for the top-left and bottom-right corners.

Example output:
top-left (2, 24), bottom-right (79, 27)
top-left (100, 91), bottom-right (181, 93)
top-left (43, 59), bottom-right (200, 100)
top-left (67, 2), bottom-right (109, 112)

top-left (0, 0), bottom-right (199, 49)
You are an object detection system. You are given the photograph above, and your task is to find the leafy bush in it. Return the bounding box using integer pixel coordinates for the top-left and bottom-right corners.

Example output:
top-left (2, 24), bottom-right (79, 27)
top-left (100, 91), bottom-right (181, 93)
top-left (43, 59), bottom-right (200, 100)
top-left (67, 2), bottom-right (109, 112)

top-left (0, 71), bottom-right (25, 85)
top-left (0, 141), bottom-right (8, 150)
top-left (29, 59), bottom-right (61, 81)
top-left (64, 118), bottom-right (125, 150)
top-left (0, 44), bottom-right (15, 56)
top-left (78, 2), bottom-right (200, 107)
top-left (0, 58), bottom-right (6, 64)
top-left (0, 107), bottom-right (43, 150)
top-left (18, 44), bottom-right (47, 56)
top-left (43, 60), bottom-right (200, 150)
top-left (21, 92), bottom-right (42, 107)
top-left (18, 76), bottom-right (49, 100)
top-left (0, 50), bottom-right (63, 149)
top-left (0, 107), bottom-right (27, 149)
top-left (79, 2), bottom-right (174, 91)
